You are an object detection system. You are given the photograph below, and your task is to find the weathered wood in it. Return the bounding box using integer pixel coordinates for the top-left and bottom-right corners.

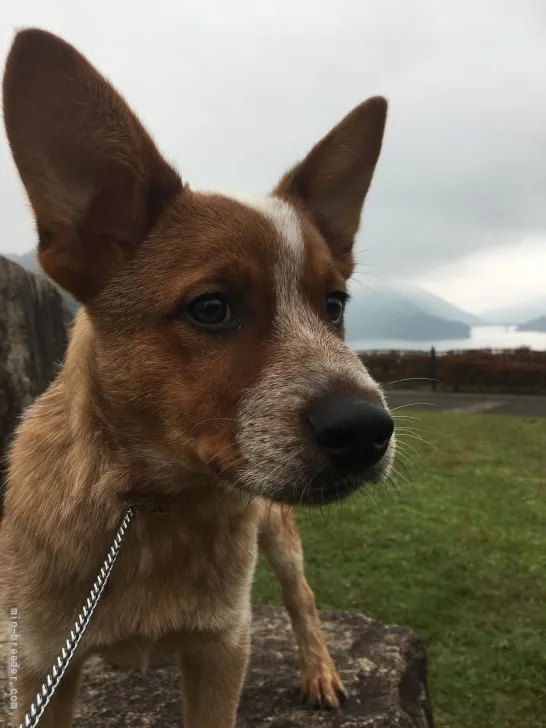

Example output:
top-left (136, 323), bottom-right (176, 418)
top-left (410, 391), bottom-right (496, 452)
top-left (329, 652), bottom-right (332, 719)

top-left (0, 254), bottom-right (72, 515)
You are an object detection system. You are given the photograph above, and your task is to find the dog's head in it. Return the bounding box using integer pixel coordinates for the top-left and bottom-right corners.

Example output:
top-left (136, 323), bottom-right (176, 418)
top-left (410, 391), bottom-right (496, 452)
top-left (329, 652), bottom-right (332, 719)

top-left (3, 29), bottom-right (395, 505)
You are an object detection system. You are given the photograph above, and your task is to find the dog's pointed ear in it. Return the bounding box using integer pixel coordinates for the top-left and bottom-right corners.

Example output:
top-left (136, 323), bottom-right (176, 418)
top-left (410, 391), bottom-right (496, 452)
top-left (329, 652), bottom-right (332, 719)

top-left (3, 29), bottom-right (182, 303)
top-left (275, 97), bottom-right (387, 277)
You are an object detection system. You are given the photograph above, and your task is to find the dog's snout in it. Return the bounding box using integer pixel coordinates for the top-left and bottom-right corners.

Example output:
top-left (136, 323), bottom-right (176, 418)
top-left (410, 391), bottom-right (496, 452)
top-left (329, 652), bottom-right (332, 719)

top-left (306, 396), bottom-right (394, 469)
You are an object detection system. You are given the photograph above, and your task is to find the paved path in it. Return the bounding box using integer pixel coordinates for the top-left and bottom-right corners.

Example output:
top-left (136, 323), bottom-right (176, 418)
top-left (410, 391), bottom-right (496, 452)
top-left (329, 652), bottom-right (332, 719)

top-left (384, 390), bottom-right (546, 417)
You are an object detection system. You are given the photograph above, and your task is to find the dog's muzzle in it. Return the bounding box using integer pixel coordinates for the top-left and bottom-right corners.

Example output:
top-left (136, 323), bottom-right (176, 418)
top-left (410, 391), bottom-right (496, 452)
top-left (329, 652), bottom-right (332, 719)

top-left (272, 395), bottom-right (395, 506)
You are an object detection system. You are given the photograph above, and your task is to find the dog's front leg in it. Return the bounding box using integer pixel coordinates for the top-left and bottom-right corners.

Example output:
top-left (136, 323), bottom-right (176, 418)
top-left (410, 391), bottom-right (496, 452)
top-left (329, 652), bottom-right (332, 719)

top-left (11, 660), bottom-right (83, 728)
top-left (259, 504), bottom-right (347, 708)
top-left (178, 622), bottom-right (251, 728)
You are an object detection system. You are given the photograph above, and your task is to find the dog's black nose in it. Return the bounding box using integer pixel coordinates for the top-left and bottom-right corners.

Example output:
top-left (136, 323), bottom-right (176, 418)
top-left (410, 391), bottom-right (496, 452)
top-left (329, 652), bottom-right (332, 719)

top-left (306, 396), bottom-right (394, 470)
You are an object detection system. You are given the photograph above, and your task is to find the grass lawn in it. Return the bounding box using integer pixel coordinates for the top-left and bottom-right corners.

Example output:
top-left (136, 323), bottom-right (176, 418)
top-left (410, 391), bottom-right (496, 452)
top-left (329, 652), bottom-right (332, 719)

top-left (253, 411), bottom-right (546, 728)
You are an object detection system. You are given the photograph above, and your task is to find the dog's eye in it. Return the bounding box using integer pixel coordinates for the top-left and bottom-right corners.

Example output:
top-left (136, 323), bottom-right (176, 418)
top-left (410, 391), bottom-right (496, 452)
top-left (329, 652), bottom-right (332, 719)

top-left (326, 292), bottom-right (348, 325)
top-left (186, 293), bottom-right (232, 330)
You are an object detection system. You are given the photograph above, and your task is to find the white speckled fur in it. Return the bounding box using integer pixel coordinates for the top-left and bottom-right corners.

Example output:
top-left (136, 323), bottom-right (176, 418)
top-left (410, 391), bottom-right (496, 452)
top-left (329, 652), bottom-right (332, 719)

top-left (233, 195), bottom-right (395, 499)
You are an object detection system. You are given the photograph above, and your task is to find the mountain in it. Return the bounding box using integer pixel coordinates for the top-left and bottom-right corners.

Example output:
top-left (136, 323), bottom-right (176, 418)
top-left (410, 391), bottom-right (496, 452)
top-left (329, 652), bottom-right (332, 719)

top-left (5, 251), bottom-right (39, 273)
top-left (392, 283), bottom-right (483, 326)
top-left (480, 298), bottom-right (546, 325)
top-left (344, 281), bottom-right (474, 343)
top-left (516, 315), bottom-right (546, 333)
top-left (4, 252), bottom-right (80, 314)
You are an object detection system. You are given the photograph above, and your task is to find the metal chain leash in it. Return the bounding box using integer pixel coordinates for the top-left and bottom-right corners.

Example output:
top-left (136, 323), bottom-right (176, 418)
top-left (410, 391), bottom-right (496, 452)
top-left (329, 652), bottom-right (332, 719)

top-left (18, 507), bottom-right (134, 728)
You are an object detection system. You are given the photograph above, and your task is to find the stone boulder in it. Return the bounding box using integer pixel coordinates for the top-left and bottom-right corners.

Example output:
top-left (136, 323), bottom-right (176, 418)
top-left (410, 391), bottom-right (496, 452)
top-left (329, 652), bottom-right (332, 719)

top-left (0, 605), bottom-right (434, 727)
top-left (0, 254), bottom-right (72, 513)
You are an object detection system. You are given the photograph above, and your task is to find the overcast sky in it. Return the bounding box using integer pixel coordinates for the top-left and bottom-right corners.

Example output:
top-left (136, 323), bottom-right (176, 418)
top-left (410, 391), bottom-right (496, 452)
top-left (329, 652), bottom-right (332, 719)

top-left (1, 0), bottom-right (545, 314)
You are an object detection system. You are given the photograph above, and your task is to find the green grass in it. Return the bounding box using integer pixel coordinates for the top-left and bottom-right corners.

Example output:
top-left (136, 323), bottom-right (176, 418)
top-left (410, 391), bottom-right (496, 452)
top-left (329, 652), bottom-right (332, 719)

top-left (253, 412), bottom-right (546, 728)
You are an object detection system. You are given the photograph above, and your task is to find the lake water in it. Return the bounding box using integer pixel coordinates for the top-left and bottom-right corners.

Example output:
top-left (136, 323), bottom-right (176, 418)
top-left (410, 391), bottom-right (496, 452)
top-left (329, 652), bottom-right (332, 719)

top-left (349, 325), bottom-right (546, 352)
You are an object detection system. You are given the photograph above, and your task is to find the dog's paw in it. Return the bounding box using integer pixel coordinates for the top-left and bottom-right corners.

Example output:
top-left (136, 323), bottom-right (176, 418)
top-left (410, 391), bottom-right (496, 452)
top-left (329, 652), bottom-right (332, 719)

top-left (299, 660), bottom-right (348, 710)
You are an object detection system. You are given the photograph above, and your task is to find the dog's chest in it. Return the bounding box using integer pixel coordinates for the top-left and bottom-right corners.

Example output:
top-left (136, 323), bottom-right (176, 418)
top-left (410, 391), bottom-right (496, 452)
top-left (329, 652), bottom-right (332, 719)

top-left (94, 501), bottom-right (262, 640)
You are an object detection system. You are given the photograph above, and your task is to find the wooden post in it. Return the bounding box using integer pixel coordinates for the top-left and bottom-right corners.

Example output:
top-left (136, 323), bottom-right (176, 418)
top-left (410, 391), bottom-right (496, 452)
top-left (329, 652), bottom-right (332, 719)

top-left (430, 346), bottom-right (437, 392)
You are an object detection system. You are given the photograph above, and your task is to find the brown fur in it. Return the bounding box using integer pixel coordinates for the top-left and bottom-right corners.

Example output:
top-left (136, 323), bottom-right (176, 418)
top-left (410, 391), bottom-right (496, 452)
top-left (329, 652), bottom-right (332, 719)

top-left (1, 28), bottom-right (389, 727)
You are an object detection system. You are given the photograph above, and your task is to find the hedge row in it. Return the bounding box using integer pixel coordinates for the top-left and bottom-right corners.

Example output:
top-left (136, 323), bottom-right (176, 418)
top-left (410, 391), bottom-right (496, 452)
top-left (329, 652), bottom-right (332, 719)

top-left (357, 347), bottom-right (546, 393)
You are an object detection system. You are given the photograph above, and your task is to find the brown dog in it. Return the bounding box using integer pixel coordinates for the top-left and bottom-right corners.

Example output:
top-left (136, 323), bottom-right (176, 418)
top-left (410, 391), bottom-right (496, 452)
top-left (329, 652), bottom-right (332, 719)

top-left (0, 28), bottom-right (395, 728)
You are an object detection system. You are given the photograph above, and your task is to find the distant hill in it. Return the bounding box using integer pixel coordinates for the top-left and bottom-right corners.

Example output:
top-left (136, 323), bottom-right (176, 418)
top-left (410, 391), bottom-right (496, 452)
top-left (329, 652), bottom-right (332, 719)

top-left (5, 251), bottom-right (38, 272)
top-left (516, 315), bottom-right (546, 333)
top-left (349, 310), bottom-right (469, 341)
top-left (480, 298), bottom-right (546, 325)
top-left (389, 283), bottom-right (483, 326)
top-left (345, 281), bottom-right (475, 342)
top-left (5, 252), bottom-right (80, 314)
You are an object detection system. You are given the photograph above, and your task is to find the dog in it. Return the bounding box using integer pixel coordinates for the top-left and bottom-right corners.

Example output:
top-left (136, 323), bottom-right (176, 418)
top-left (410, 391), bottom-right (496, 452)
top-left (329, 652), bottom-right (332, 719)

top-left (0, 28), bottom-right (395, 728)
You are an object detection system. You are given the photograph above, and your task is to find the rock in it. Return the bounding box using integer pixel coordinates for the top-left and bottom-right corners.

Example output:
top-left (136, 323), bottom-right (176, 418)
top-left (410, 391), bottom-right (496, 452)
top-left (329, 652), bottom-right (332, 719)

top-left (0, 254), bottom-right (72, 514)
top-left (0, 605), bottom-right (434, 727)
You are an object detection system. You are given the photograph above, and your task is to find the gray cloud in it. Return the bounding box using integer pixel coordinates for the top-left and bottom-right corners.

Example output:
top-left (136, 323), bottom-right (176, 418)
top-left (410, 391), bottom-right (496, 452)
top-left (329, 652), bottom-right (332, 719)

top-left (1, 0), bottom-right (545, 283)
